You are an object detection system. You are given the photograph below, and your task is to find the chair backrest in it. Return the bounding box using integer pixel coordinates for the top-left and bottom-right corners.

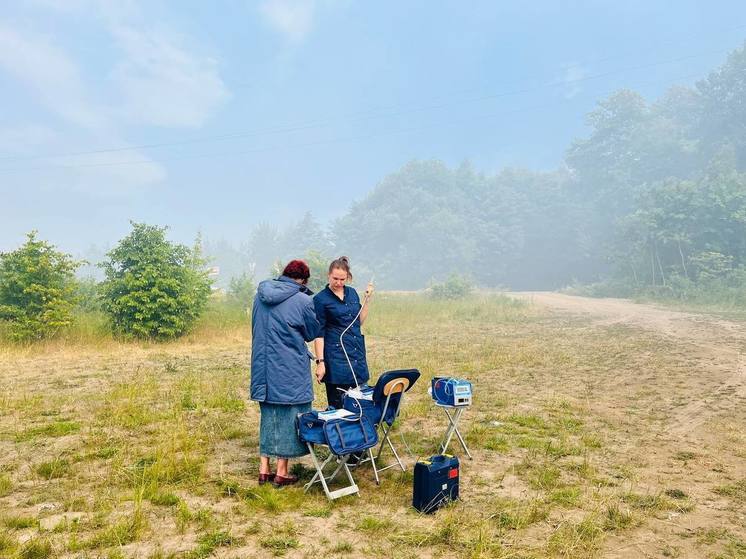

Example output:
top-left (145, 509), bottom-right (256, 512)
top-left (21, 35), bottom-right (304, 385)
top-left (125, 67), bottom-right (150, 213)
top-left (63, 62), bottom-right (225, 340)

top-left (372, 369), bottom-right (421, 425)
top-left (382, 377), bottom-right (410, 396)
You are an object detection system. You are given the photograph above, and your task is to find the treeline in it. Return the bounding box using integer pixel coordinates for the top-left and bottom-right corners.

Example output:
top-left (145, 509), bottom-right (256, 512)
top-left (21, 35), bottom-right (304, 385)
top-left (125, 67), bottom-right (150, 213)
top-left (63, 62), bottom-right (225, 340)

top-left (336, 43), bottom-right (746, 292)
top-left (206, 42), bottom-right (746, 294)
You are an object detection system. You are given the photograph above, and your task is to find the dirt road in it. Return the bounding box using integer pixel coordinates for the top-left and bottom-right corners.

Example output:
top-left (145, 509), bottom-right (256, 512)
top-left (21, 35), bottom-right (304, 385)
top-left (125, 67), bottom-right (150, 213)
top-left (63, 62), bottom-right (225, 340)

top-left (506, 292), bottom-right (746, 557)
top-left (511, 292), bottom-right (746, 437)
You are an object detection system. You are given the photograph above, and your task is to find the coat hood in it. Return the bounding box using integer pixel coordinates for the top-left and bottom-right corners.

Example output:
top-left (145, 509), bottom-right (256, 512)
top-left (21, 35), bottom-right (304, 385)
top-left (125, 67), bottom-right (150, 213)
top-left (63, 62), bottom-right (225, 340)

top-left (257, 276), bottom-right (311, 306)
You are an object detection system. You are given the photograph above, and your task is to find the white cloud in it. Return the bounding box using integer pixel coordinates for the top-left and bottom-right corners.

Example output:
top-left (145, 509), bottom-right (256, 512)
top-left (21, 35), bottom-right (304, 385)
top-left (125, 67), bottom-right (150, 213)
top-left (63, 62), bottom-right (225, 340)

top-left (559, 62), bottom-right (588, 100)
top-left (109, 25), bottom-right (230, 128)
top-left (259, 0), bottom-right (317, 43)
top-left (0, 124), bottom-right (57, 156)
top-left (0, 25), bottom-right (107, 130)
top-left (0, 6), bottom-right (230, 194)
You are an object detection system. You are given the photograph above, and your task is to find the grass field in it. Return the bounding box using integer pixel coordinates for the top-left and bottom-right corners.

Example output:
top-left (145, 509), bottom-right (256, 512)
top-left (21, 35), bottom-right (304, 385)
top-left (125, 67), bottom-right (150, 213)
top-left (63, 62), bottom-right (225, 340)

top-left (0, 293), bottom-right (744, 558)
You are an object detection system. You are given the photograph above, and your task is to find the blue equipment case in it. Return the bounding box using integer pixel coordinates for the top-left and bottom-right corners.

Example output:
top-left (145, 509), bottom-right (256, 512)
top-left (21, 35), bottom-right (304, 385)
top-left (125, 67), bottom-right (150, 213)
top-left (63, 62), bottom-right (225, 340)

top-left (412, 454), bottom-right (460, 513)
top-left (431, 377), bottom-right (472, 407)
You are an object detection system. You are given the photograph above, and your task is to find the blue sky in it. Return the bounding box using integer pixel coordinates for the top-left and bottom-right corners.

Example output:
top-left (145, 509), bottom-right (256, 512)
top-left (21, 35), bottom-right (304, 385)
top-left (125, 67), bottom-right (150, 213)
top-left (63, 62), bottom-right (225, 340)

top-left (1, 0), bottom-right (745, 254)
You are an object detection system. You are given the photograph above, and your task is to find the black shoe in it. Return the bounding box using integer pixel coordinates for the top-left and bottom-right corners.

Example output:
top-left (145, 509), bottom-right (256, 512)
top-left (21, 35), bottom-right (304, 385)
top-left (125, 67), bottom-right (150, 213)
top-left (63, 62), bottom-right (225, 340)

top-left (347, 452), bottom-right (365, 467)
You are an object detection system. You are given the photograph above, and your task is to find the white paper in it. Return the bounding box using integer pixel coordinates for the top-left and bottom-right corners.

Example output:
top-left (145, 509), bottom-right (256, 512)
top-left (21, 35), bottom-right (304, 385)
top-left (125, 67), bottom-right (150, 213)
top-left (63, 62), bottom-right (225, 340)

top-left (317, 409), bottom-right (356, 421)
top-left (346, 387), bottom-right (373, 401)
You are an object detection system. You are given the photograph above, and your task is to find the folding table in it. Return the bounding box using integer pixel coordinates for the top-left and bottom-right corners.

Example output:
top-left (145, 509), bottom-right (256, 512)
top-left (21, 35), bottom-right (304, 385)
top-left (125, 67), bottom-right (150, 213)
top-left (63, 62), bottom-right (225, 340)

top-left (435, 402), bottom-right (473, 459)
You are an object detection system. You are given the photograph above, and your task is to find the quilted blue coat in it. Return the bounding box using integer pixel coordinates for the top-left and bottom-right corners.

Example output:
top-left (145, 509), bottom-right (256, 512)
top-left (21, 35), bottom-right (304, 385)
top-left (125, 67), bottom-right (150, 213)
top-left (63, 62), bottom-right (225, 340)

top-left (250, 276), bottom-right (321, 404)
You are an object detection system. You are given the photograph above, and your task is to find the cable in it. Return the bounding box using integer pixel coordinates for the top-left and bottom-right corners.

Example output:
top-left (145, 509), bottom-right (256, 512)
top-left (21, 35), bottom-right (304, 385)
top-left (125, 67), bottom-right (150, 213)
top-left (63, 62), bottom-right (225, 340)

top-left (339, 278), bottom-right (374, 391)
top-left (0, 68), bottom-right (709, 176)
top-left (0, 39), bottom-right (738, 165)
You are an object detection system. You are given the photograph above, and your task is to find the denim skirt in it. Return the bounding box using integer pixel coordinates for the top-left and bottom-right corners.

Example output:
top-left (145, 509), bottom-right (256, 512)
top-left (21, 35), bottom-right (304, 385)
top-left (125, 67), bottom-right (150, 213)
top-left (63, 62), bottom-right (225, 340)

top-left (259, 402), bottom-right (311, 458)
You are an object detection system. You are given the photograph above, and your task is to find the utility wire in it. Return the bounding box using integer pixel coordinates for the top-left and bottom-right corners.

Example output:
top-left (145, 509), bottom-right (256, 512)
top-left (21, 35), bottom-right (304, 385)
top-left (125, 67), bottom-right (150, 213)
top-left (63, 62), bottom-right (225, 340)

top-left (0, 40), bottom-right (738, 166)
top-left (0, 69), bottom-right (706, 176)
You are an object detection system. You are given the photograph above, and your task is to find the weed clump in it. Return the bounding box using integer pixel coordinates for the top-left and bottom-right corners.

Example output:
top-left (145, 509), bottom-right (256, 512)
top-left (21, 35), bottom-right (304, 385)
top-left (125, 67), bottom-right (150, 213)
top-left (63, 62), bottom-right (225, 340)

top-left (35, 458), bottom-right (70, 480)
top-left (0, 475), bottom-right (12, 497)
top-left (3, 515), bottom-right (38, 530)
top-left (714, 479), bottom-right (746, 500)
top-left (260, 535), bottom-right (300, 555)
top-left (187, 531), bottom-right (238, 559)
top-left (19, 537), bottom-right (53, 559)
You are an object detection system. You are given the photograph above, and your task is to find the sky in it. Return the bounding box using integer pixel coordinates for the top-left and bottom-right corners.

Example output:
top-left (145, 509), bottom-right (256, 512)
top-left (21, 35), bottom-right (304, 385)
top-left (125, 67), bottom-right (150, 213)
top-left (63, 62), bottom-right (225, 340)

top-left (1, 0), bottom-right (746, 255)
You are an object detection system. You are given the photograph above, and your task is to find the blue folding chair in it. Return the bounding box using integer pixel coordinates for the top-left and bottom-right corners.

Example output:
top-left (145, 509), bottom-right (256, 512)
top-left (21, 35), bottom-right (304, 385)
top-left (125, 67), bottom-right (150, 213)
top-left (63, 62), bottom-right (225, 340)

top-left (343, 368), bottom-right (421, 484)
top-left (297, 408), bottom-right (379, 500)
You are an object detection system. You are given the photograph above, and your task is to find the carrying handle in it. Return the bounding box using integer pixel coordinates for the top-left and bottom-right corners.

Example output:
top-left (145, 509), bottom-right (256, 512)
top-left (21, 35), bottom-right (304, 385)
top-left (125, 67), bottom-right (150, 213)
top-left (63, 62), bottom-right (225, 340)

top-left (334, 423), bottom-right (346, 448)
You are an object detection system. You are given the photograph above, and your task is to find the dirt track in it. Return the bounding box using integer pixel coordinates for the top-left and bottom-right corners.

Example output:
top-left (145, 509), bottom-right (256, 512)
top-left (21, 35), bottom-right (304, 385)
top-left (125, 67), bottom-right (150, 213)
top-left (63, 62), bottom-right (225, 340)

top-left (511, 292), bottom-right (746, 438)
top-left (504, 292), bottom-right (746, 557)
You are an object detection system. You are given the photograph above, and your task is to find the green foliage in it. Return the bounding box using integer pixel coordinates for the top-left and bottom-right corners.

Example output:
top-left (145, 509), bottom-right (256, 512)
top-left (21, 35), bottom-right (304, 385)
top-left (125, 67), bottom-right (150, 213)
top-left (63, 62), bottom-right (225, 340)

top-left (0, 231), bottom-right (80, 341)
top-left (226, 272), bottom-right (255, 311)
top-left (560, 41), bottom-right (746, 300)
top-left (304, 249), bottom-right (330, 294)
top-left (329, 42), bottom-right (746, 295)
top-left (100, 223), bottom-right (212, 339)
top-left (0, 475), bottom-right (11, 497)
top-left (267, 249), bottom-right (331, 294)
top-left (19, 538), bottom-right (53, 559)
top-left (333, 159), bottom-right (587, 289)
top-left (187, 531), bottom-right (237, 559)
top-left (74, 276), bottom-right (102, 312)
top-left (430, 274), bottom-right (474, 299)
top-left (244, 213), bottom-right (332, 282)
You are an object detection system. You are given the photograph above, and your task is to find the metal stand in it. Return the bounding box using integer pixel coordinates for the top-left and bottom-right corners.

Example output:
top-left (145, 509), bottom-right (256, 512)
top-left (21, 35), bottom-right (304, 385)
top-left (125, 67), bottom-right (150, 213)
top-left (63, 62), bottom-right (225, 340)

top-left (304, 444), bottom-right (360, 500)
top-left (436, 404), bottom-right (473, 459)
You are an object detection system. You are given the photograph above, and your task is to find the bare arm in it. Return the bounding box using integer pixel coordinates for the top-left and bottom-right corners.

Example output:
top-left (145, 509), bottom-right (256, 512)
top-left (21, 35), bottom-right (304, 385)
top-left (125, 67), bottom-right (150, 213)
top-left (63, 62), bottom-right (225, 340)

top-left (313, 337), bottom-right (325, 383)
top-left (359, 282), bottom-right (374, 326)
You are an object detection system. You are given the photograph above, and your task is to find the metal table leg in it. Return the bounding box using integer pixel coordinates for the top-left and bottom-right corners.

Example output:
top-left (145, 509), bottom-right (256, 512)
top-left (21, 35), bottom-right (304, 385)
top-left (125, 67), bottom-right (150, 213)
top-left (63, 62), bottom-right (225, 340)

top-left (438, 406), bottom-right (473, 459)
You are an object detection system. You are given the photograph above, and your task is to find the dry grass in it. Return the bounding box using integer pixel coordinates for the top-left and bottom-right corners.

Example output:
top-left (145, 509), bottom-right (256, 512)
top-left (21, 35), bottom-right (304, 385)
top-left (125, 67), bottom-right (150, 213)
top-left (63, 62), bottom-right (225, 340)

top-left (0, 292), bottom-right (744, 558)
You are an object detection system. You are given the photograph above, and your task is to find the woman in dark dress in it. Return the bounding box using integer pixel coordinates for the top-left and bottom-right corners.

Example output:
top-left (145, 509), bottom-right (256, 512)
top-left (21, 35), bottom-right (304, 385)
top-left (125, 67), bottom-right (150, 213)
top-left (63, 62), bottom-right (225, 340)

top-left (312, 257), bottom-right (374, 410)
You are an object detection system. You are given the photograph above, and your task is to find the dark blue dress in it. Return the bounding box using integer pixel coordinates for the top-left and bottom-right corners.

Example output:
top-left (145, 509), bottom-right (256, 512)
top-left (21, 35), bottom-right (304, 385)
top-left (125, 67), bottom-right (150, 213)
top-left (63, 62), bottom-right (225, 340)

top-left (313, 285), bottom-right (370, 387)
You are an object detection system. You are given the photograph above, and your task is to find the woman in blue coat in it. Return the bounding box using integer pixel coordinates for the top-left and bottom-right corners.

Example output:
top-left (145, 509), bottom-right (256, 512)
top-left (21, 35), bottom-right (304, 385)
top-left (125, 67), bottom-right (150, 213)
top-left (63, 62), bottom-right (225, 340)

top-left (313, 256), bottom-right (374, 410)
top-left (250, 260), bottom-right (320, 487)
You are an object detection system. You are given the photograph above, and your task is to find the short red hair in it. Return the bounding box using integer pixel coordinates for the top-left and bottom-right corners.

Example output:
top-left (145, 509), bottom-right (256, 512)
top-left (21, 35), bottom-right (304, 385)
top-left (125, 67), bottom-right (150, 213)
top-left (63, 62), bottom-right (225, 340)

top-left (282, 259), bottom-right (310, 281)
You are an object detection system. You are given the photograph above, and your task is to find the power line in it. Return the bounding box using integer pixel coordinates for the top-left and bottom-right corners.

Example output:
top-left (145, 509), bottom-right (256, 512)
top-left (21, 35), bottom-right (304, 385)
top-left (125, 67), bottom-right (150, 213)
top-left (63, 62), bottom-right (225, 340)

top-left (0, 38), bottom-right (739, 166)
top-left (0, 70), bottom-right (706, 176)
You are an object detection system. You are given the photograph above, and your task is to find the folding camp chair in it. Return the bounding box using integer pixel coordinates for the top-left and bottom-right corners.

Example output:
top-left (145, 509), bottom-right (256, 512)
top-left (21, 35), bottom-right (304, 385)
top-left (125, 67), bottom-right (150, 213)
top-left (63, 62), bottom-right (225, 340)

top-left (343, 368), bottom-right (421, 484)
top-left (304, 445), bottom-right (360, 500)
top-left (297, 408), bottom-right (378, 501)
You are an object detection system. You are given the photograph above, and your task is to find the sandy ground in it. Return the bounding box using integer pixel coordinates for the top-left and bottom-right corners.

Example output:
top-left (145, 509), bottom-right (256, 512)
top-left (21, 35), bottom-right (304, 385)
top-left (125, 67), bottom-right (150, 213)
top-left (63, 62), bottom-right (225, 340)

top-left (512, 292), bottom-right (746, 436)
top-left (2, 294), bottom-right (744, 558)
top-left (511, 292), bottom-right (746, 558)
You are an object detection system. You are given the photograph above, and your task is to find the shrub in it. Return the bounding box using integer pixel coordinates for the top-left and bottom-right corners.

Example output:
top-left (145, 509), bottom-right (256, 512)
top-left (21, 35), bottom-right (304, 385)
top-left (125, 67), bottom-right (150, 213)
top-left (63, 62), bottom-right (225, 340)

top-left (74, 276), bottom-right (102, 312)
top-left (0, 232), bottom-right (80, 341)
top-left (226, 273), bottom-right (255, 311)
top-left (268, 250), bottom-right (330, 295)
top-left (100, 223), bottom-right (212, 339)
top-left (304, 250), bottom-right (330, 294)
top-left (430, 274), bottom-right (474, 299)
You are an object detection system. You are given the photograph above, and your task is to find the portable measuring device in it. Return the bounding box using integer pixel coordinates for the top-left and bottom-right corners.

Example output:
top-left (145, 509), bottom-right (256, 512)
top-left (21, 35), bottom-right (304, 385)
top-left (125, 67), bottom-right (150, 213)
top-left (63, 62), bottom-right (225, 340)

top-left (430, 377), bottom-right (472, 407)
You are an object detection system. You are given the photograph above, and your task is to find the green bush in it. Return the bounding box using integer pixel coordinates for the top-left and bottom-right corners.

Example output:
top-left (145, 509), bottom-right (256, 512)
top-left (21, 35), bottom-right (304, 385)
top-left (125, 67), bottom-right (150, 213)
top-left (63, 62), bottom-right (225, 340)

top-left (268, 250), bottom-right (330, 295)
top-left (304, 250), bottom-right (330, 294)
top-left (430, 274), bottom-right (474, 299)
top-left (74, 276), bottom-right (102, 312)
top-left (100, 223), bottom-right (212, 340)
top-left (0, 231), bottom-right (80, 341)
top-left (226, 273), bottom-right (255, 311)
